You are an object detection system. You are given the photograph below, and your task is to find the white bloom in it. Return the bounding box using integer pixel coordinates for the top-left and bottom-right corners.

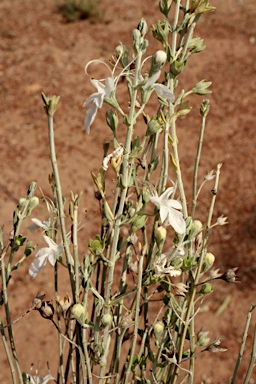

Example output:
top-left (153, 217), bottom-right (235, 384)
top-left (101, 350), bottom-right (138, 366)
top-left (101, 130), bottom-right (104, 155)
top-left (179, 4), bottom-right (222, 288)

top-left (83, 77), bottom-right (115, 134)
top-left (150, 187), bottom-right (186, 234)
top-left (28, 218), bottom-right (50, 233)
top-left (29, 235), bottom-right (63, 278)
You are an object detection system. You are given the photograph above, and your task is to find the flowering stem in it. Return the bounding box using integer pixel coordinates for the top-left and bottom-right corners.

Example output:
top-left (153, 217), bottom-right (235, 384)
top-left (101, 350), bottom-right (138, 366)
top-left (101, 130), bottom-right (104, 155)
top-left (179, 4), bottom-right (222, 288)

top-left (99, 50), bottom-right (143, 383)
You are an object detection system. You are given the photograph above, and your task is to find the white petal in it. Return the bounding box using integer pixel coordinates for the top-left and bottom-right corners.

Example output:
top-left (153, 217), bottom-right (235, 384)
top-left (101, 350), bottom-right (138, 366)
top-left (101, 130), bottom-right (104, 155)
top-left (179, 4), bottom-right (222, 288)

top-left (43, 235), bottom-right (58, 251)
top-left (48, 251), bottom-right (56, 266)
top-left (159, 187), bottom-right (175, 202)
top-left (152, 84), bottom-right (175, 102)
top-left (149, 195), bottom-right (160, 208)
top-left (29, 254), bottom-right (47, 278)
top-left (159, 204), bottom-right (169, 224)
top-left (167, 199), bottom-right (182, 210)
top-left (143, 71), bottom-right (161, 89)
top-left (84, 102), bottom-right (98, 134)
top-left (90, 78), bottom-right (105, 94)
top-left (105, 77), bottom-right (115, 96)
top-left (167, 208), bottom-right (186, 234)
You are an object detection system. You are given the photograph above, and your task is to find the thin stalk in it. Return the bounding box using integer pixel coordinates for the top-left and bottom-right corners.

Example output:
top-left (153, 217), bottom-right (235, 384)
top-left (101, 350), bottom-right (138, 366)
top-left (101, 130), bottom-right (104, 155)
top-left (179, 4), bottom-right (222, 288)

top-left (243, 324), bottom-right (256, 384)
top-left (1, 255), bottom-right (23, 383)
top-left (191, 112), bottom-right (207, 218)
top-left (231, 305), bottom-right (256, 384)
top-left (124, 255), bottom-right (143, 384)
top-left (0, 316), bottom-right (16, 384)
top-left (47, 114), bottom-right (74, 274)
top-left (72, 198), bottom-right (80, 303)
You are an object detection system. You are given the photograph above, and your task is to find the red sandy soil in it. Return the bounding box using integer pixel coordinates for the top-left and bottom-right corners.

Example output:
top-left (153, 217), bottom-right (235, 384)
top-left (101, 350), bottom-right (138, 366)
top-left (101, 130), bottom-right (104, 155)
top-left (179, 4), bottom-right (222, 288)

top-left (1, 0), bottom-right (256, 382)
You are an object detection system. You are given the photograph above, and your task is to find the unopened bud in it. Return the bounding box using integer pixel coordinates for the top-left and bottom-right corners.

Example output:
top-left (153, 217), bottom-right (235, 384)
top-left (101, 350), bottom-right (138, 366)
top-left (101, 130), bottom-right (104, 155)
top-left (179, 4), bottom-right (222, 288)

top-left (197, 330), bottom-right (210, 346)
top-left (155, 226), bottom-right (166, 248)
top-left (18, 198), bottom-right (27, 208)
top-left (137, 18), bottom-right (148, 37)
top-left (188, 219), bottom-right (203, 239)
top-left (71, 303), bottom-right (87, 325)
top-left (101, 313), bottom-right (112, 327)
top-left (202, 252), bottom-right (215, 272)
top-left (29, 196), bottom-right (39, 210)
top-left (200, 99), bottom-right (211, 117)
top-left (199, 282), bottom-right (213, 295)
top-left (149, 50), bottom-right (167, 76)
top-left (154, 321), bottom-right (164, 338)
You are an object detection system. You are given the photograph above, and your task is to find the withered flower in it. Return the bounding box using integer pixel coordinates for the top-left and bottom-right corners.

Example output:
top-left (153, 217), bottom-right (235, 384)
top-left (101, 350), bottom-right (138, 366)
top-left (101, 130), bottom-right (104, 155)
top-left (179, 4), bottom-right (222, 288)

top-left (205, 337), bottom-right (227, 353)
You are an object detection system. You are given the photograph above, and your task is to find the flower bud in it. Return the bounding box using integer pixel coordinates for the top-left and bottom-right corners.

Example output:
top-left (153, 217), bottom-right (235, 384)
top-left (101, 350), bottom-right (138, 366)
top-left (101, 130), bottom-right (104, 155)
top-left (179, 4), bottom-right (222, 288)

top-left (71, 303), bottom-right (87, 325)
top-left (101, 313), bottom-right (112, 327)
top-left (199, 282), bottom-right (213, 295)
top-left (29, 196), bottom-right (40, 210)
top-left (155, 226), bottom-right (166, 249)
top-left (115, 44), bottom-right (130, 68)
top-left (197, 330), bottom-right (210, 346)
top-left (188, 219), bottom-right (203, 240)
top-left (200, 99), bottom-right (211, 117)
top-left (146, 117), bottom-right (162, 136)
top-left (154, 321), bottom-right (164, 338)
top-left (155, 50), bottom-right (167, 65)
top-left (202, 252), bottom-right (215, 272)
top-left (18, 198), bottom-right (27, 208)
top-left (137, 18), bottom-right (148, 37)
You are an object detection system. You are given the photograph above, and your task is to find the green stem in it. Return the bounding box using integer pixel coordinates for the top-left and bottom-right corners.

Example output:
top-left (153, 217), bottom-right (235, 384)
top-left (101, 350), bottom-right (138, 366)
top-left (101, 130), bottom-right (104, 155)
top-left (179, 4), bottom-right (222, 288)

top-left (191, 112), bottom-right (207, 218)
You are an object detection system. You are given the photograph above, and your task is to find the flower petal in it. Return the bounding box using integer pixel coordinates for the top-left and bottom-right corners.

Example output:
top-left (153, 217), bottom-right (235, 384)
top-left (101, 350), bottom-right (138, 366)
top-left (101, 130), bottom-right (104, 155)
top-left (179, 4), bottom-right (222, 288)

top-left (84, 102), bottom-right (98, 134)
top-left (29, 254), bottom-right (48, 278)
top-left (143, 71), bottom-right (161, 89)
top-left (152, 83), bottom-right (175, 103)
top-left (167, 208), bottom-right (186, 234)
top-left (43, 235), bottom-right (58, 251)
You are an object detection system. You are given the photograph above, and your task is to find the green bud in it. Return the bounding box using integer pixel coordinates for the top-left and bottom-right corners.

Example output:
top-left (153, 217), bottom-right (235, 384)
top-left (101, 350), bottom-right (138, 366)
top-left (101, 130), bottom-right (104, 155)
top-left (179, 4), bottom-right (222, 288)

top-left (24, 241), bottom-right (37, 257)
top-left (18, 198), bottom-right (27, 208)
top-left (137, 18), bottom-right (148, 37)
top-left (188, 219), bottom-right (203, 239)
top-left (146, 117), bottom-right (162, 136)
top-left (131, 215), bottom-right (147, 233)
top-left (192, 79), bottom-right (212, 95)
top-left (170, 59), bottom-right (185, 76)
top-left (154, 321), bottom-right (164, 338)
top-left (132, 29), bottom-right (141, 54)
top-left (106, 110), bottom-right (118, 133)
top-left (200, 99), bottom-right (210, 117)
top-left (151, 20), bottom-right (169, 48)
top-left (101, 313), bottom-right (112, 327)
top-left (202, 252), bottom-right (215, 272)
top-left (29, 196), bottom-right (39, 210)
top-left (89, 235), bottom-right (105, 256)
top-left (199, 282), bottom-right (213, 295)
top-left (71, 304), bottom-right (87, 325)
top-left (142, 189), bottom-right (150, 204)
top-left (42, 93), bottom-right (60, 117)
top-left (115, 44), bottom-right (130, 68)
top-left (197, 331), bottom-right (210, 346)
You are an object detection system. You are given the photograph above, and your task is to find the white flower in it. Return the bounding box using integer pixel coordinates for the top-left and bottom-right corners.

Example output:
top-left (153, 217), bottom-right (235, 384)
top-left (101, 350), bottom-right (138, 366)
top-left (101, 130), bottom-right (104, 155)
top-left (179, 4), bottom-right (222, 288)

top-left (150, 187), bottom-right (186, 234)
top-left (83, 77), bottom-right (115, 134)
top-left (29, 235), bottom-right (63, 278)
top-left (28, 218), bottom-right (50, 233)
